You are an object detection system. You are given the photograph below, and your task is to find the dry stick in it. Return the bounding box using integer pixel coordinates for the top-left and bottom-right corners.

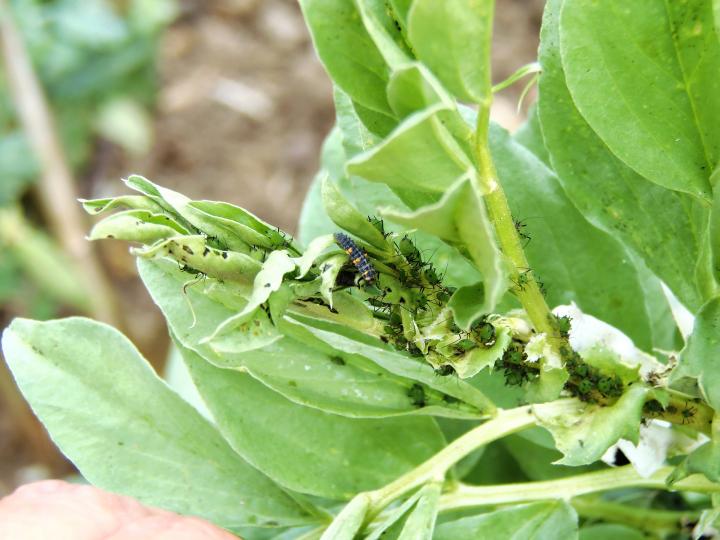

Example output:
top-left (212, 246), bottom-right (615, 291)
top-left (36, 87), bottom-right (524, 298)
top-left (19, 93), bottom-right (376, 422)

top-left (0, 0), bottom-right (122, 327)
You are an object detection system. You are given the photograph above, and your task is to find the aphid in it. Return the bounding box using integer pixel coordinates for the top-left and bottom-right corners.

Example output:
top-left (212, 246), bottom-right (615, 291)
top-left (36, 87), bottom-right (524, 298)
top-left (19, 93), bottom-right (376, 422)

top-left (407, 383), bottom-right (426, 408)
top-left (472, 320), bottom-right (496, 346)
top-left (556, 315), bottom-right (572, 338)
top-left (680, 403), bottom-right (696, 424)
top-left (578, 379), bottom-right (593, 395)
top-left (367, 216), bottom-right (389, 238)
top-left (512, 269), bottom-right (532, 291)
top-left (334, 232), bottom-right (377, 283)
top-left (514, 218), bottom-right (532, 247)
top-left (435, 365), bottom-right (456, 377)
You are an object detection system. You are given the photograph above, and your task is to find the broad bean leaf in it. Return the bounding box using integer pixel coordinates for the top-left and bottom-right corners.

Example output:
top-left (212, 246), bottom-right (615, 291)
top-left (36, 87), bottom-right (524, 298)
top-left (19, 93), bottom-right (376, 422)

top-left (381, 176), bottom-right (507, 322)
top-left (140, 259), bottom-right (478, 419)
top-left (208, 250), bottom-right (297, 339)
top-left (319, 494), bottom-right (369, 540)
top-left (133, 235), bottom-right (261, 283)
top-left (532, 388), bottom-right (648, 466)
top-left (0, 318), bottom-right (312, 528)
top-left (434, 501), bottom-right (578, 540)
top-left (668, 437), bottom-right (720, 485)
top-left (346, 105), bottom-right (474, 196)
top-left (81, 194), bottom-right (165, 214)
top-left (503, 435), bottom-right (604, 482)
top-left (178, 342), bottom-right (446, 500)
top-left (290, 314), bottom-right (497, 415)
top-left (407, 0), bottom-right (493, 104)
top-left (497, 121), bottom-right (656, 351)
top-left (354, 0), bottom-right (412, 69)
top-left (321, 176), bottom-right (389, 251)
top-left (538, 0), bottom-right (707, 312)
top-left (669, 296), bottom-right (720, 410)
top-left (559, 0), bottom-right (720, 201)
top-left (364, 487), bottom-right (427, 540)
top-left (298, 0), bottom-right (392, 115)
top-left (125, 175), bottom-right (294, 252)
top-left (301, 118), bottom-right (482, 290)
top-left (333, 90), bottom-right (383, 159)
top-left (87, 209), bottom-right (185, 243)
top-left (396, 482), bottom-right (441, 540)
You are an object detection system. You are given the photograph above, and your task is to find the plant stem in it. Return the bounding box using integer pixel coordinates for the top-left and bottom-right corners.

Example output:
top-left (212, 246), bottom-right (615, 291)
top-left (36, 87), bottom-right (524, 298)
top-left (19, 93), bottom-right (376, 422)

top-left (472, 14), bottom-right (558, 341)
top-left (365, 405), bottom-right (536, 519)
top-left (439, 465), bottom-right (720, 512)
top-left (658, 391), bottom-right (713, 435)
top-left (572, 496), bottom-right (698, 535)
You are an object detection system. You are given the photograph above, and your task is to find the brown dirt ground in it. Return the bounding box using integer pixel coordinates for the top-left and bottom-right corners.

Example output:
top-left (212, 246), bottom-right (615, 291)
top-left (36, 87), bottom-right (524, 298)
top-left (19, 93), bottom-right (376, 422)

top-left (0, 0), bottom-right (544, 494)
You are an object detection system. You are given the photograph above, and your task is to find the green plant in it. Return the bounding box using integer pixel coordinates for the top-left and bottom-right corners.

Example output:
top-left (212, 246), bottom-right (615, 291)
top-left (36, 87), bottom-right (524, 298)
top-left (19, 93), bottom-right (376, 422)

top-left (3, 0), bottom-right (720, 538)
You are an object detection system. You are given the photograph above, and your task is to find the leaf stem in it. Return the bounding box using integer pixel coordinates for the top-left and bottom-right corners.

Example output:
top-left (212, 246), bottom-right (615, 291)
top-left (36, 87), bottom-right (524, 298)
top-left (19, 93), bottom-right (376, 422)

top-left (571, 496), bottom-right (698, 535)
top-left (491, 62), bottom-right (541, 94)
top-left (438, 465), bottom-right (720, 512)
top-left (365, 405), bottom-right (536, 519)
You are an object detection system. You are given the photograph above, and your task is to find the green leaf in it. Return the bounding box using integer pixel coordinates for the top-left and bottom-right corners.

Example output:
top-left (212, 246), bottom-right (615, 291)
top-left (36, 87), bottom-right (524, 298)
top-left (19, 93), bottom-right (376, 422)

top-left (133, 235), bottom-right (261, 283)
top-left (299, 0), bottom-right (393, 115)
top-left (407, 0), bottom-right (493, 103)
top-left (532, 388), bottom-right (649, 466)
top-left (381, 176), bottom-right (508, 321)
top-left (208, 250), bottom-right (297, 339)
top-left (299, 171), bottom-right (338, 247)
top-left (347, 105), bottom-right (475, 195)
top-left (125, 175), bottom-right (293, 252)
top-left (289, 314), bottom-right (496, 415)
top-left (354, 0), bottom-right (412, 69)
top-left (364, 488), bottom-right (426, 540)
top-left (503, 435), bottom-right (604, 481)
top-left (87, 209), bottom-right (186, 243)
top-left (434, 501), bottom-right (578, 540)
top-left (0, 318), bottom-right (312, 528)
top-left (321, 176), bottom-right (389, 251)
top-left (669, 296), bottom-right (720, 410)
top-left (178, 342), bottom-right (446, 499)
top-left (538, 0), bottom-right (707, 312)
top-left (81, 194), bottom-right (164, 214)
top-left (320, 494), bottom-right (369, 540)
top-left (498, 122), bottom-right (657, 351)
top-left (668, 437), bottom-right (720, 485)
top-left (396, 482), bottom-right (441, 540)
top-left (559, 0), bottom-right (720, 201)
top-left (306, 123), bottom-right (482, 289)
top-left (334, 89), bottom-right (385, 158)
top-left (141, 259), bottom-right (475, 419)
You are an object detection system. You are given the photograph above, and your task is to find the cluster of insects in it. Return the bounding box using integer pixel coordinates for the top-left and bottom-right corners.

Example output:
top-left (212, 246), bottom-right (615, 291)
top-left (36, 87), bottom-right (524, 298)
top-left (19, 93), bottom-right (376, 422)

top-left (332, 221), bottom-right (506, 378)
top-left (497, 340), bottom-right (539, 387)
top-left (643, 398), bottom-right (698, 425)
top-left (561, 346), bottom-right (624, 403)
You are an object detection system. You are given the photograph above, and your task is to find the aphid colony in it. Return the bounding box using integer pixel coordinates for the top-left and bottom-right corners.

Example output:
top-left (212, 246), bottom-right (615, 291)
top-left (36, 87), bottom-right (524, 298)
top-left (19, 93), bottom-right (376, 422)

top-left (332, 220), bottom-right (501, 379)
top-left (332, 226), bottom-right (625, 402)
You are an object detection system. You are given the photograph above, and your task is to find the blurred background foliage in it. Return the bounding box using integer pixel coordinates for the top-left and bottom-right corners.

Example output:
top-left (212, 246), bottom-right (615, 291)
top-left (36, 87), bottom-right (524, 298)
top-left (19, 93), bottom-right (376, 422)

top-left (0, 0), bottom-right (175, 320)
top-left (0, 0), bottom-right (543, 495)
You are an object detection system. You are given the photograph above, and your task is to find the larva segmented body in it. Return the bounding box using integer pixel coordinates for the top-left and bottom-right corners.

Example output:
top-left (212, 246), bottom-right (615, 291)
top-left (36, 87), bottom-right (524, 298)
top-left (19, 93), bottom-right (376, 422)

top-left (333, 232), bottom-right (377, 283)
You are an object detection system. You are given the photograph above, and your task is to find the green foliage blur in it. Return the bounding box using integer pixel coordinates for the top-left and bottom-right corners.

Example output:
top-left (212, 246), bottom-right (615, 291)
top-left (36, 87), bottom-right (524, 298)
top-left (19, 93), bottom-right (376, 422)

top-left (0, 0), bottom-right (176, 319)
